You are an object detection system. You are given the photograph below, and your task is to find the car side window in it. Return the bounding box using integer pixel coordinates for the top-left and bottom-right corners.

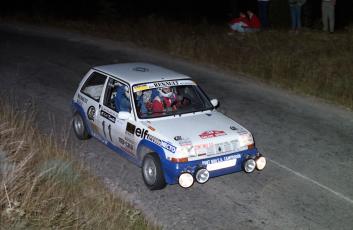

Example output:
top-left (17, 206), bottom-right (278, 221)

top-left (104, 78), bottom-right (131, 113)
top-left (80, 72), bottom-right (107, 102)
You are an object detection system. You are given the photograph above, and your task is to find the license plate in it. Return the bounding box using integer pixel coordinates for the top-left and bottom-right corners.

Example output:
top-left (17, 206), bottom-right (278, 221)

top-left (206, 159), bottom-right (237, 171)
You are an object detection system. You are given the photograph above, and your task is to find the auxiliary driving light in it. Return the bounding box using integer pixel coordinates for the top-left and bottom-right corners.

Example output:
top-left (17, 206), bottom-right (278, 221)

top-left (178, 173), bottom-right (194, 188)
top-left (244, 159), bottom-right (256, 173)
top-left (195, 168), bottom-right (210, 184)
top-left (255, 156), bottom-right (266, 170)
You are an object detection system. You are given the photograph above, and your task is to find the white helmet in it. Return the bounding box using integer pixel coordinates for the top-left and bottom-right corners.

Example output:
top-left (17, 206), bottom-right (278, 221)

top-left (142, 90), bottom-right (152, 103)
top-left (158, 87), bottom-right (173, 98)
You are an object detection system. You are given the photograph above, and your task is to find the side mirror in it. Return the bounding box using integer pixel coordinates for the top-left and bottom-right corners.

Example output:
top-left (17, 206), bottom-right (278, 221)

top-left (210, 99), bottom-right (219, 108)
top-left (118, 111), bottom-right (132, 120)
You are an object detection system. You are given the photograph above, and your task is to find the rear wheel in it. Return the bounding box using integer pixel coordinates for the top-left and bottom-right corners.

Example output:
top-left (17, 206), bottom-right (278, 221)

top-left (142, 153), bottom-right (166, 190)
top-left (72, 112), bottom-right (91, 140)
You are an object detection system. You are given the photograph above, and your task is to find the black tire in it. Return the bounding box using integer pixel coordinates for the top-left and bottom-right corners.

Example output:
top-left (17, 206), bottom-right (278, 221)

top-left (72, 112), bottom-right (91, 140)
top-left (142, 153), bottom-right (166, 190)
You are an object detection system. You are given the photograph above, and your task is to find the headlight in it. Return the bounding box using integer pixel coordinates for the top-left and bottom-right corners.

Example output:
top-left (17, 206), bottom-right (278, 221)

top-left (195, 168), bottom-right (210, 184)
top-left (178, 173), bottom-right (194, 188)
top-left (238, 133), bottom-right (254, 147)
top-left (244, 158), bottom-right (256, 173)
top-left (256, 156), bottom-right (266, 170)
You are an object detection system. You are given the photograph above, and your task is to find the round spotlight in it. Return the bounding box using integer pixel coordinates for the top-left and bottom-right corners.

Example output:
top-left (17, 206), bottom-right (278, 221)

top-left (195, 168), bottom-right (210, 184)
top-left (256, 156), bottom-right (266, 171)
top-left (178, 173), bottom-right (194, 188)
top-left (244, 159), bottom-right (256, 173)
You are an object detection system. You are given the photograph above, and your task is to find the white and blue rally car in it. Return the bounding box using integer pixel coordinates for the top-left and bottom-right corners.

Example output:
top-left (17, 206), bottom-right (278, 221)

top-left (72, 63), bottom-right (266, 190)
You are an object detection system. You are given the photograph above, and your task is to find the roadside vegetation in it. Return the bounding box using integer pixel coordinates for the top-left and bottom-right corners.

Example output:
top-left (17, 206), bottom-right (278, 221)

top-left (2, 16), bottom-right (353, 109)
top-left (6, 15), bottom-right (351, 110)
top-left (0, 99), bottom-right (157, 229)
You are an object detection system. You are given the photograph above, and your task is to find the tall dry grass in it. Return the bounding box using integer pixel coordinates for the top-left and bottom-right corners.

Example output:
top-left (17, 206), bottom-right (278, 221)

top-left (49, 17), bottom-right (353, 109)
top-left (0, 99), bottom-right (157, 229)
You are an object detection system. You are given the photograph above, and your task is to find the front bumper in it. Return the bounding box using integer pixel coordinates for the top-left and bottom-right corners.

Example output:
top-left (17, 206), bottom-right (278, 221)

top-left (161, 148), bottom-right (262, 185)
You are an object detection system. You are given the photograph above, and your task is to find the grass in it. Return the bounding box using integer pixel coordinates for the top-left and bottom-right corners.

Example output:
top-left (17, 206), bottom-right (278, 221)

top-left (0, 98), bottom-right (158, 229)
top-left (2, 15), bottom-right (353, 109)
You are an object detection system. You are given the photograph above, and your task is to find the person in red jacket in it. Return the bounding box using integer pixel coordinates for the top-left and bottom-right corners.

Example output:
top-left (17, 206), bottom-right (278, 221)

top-left (247, 11), bottom-right (261, 31)
top-left (152, 95), bottom-right (164, 115)
top-left (152, 87), bottom-right (177, 115)
top-left (229, 12), bottom-right (250, 33)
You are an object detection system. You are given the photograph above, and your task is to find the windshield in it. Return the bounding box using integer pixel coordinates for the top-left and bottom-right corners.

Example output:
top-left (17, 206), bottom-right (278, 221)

top-left (133, 80), bottom-right (213, 119)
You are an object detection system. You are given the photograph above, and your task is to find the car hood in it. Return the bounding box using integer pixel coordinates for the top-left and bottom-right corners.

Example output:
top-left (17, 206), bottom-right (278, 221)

top-left (145, 111), bottom-right (253, 158)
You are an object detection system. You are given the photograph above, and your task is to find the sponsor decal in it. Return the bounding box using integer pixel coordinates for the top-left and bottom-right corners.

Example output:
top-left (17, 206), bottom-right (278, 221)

top-left (118, 137), bottom-right (134, 154)
top-left (199, 130), bottom-right (226, 139)
top-left (77, 99), bottom-right (83, 107)
top-left (153, 81), bottom-right (178, 88)
top-left (102, 121), bottom-right (107, 138)
top-left (237, 130), bottom-right (248, 135)
top-left (174, 136), bottom-right (192, 146)
top-left (133, 80), bottom-right (196, 92)
top-left (194, 143), bottom-right (215, 156)
top-left (174, 136), bottom-right (182, 141)
top-left (78, 94), bottom-right (88, 104)
top-left (133, 84), bottom-right (149, 92)
top-left (141, 121), bottom-right (156, 131)
top-left (108, 124), bottom-right (113, 142)
top-left (178, 138), bottom-right (193, 146)
top-left (160, 140), bottom-right (177, 153)
top-left (87, 106), bottom-right (96, 121)
top-left (178, 80), bottom-right (196, 86)
top-left (201, 154), bottom-right (241, 165)
top-left (100, 110), bottom-right (116, 123)
top-left (215, 142), bottom-right (233, 154)
top-left (126, 122), bottom-right (136, 135)
top-left (126, 123), bottom-right (176, 153)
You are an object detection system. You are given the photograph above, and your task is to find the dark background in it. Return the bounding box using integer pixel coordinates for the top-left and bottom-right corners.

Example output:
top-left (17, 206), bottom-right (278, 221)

top-left (2, 0), bottom-right (353, 29)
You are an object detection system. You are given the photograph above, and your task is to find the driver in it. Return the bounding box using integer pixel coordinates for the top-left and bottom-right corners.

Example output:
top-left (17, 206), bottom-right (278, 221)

top-left (152, 87), bottom-right (177, 114)
top-left (159, 87), bottom-right (177, 111)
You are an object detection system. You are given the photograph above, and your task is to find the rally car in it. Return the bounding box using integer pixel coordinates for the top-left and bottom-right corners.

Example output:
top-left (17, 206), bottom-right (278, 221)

top-left (72, 63), bottom-right (266, 190)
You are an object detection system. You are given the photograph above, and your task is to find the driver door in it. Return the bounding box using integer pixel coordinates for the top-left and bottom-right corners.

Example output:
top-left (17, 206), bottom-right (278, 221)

top-left (98, 77), bottom-right (136, 155)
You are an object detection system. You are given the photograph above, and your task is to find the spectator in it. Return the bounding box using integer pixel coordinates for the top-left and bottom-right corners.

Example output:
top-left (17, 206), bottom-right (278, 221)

top-left (229, 12), bottom-right (250, 33)
top-left (288, 0), bottom-right (306, 33)
top-left (257, 0), bottom-right (270, 29)
top-left (247, 11), bottom-right (261, 31)
top-left (322, 0), bottom-right (336, 33)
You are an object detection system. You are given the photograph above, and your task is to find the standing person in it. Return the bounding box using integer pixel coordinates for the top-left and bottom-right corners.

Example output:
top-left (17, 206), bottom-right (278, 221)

top-left (247, 11), bottom-right (261, 32)
top-left (257, 0), bottom-right (270, 29)
top-left (288, 0), bottom-right (306, 33)
top-left (322, 0), bottom-right (336, 33)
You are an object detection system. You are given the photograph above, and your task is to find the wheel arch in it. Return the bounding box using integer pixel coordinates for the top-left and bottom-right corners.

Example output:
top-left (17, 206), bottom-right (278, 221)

top-left (137, 139), bottom-right (178, 185)
top-left (72, 101), bottom-right (93, 135)
top-left (136, 139), bottom-right (166, 165)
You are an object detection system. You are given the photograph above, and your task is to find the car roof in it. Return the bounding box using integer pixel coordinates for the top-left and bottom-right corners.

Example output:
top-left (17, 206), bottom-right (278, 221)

top-left (93, 63), bottom-right (191, 85)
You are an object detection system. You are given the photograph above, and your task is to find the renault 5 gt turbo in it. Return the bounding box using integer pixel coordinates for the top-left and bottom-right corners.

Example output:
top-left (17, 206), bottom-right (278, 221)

top-left (72, 62), bottom-right (266, 190)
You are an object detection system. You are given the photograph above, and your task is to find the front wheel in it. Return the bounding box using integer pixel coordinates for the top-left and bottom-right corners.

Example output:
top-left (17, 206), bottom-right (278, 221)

top-left (142, 153), bottom-right (166, 190)
top-left (72, 112), bottom-right (91, 140)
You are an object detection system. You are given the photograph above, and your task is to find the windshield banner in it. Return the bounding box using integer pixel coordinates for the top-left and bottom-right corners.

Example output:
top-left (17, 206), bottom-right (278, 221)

top-left (133, 80), bottom-right (196, 92)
